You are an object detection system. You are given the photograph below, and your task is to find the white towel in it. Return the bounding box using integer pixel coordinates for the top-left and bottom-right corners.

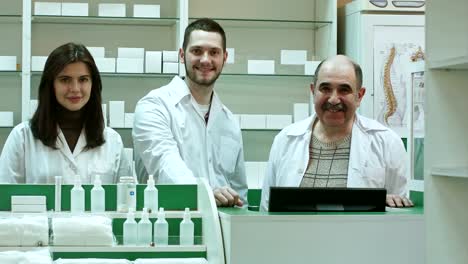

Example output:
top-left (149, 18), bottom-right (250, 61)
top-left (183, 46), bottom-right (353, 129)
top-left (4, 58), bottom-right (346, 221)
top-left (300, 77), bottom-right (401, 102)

top-left (0, 248), bottom-right (52, 264)
top-left (52, 216), bottom-right (114, 246)
top-left (133, 258), bottom-right (208, 264)
top-left (0, 215), bottom-right (49, 246)
top-left (54, 259), bottom-right (131, 264)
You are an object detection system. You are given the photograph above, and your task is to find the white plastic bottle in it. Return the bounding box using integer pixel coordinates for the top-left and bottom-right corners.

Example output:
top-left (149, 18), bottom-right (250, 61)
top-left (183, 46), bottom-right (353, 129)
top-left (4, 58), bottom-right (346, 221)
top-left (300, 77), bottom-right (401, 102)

top-left (137, 207), bottom-right (152, 246)
top-left (144, 174), bottom-right (158, 213)
top-left (91, 174), bottom-right (105, 213)
top-left (117, 176), bottom-right (136, 213)
top-left (123, 208), bottom-right (137, 245)
top-left (179, 207), bottom-right (194, 245)
top-left (154, 207), bottom-right (169, 245)
top-left (70, 175), bottom-right (85, 213)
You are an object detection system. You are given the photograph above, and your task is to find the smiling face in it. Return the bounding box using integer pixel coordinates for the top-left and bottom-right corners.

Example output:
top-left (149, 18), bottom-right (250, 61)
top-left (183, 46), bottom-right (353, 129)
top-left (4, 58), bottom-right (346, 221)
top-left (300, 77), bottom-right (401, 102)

top-left (180, 30), bottom-right (227, 88)
top-left (53, 62), bottom-right (92, 111)
top-left (311, 56), bottom-right (366, 130)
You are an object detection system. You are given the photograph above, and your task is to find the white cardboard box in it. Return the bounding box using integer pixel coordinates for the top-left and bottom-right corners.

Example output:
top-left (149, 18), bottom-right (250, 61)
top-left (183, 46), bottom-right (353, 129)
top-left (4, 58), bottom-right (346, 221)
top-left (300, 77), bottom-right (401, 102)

top-left (98, 3), bottom-right (126, 17)
top-left (95, 57), bottom-right (116, 73)
top-left (124, 113), bottom-right (134, 128)
top-left (162, 50), bottom-right (178, 62)
top-left (0, 112), bottom-right (14, 127)
top-left (0, 56), bottom-right (17, 71)
top-left (117, 58), bottom-right (144, 73)
top-left (31, 56), bottom-right (48, 71)
top-left (226, 48), bottom-right (235, 64)
top-left (109, 101), bottom-right (125, 128)
top-left (133, 4), bottom-right (160, 18)
top-left (281, 50), bottom-right (307, 65)
top-left (163, 62), bottom-right (179, 74)
top-left (34, 2), bottom-right (61, 16)
top-left (145, 51), bottom-right (162, 73)
top-left (12, 195), bottom-right (46, 205)
top-left (240, 114), bottom-right (266, 129)
top-left (87, 47), bottom-right (105, 58)
top-left (247, 60), bottom-right (275, 75)
top-left (118, 47), bottom-right (145, 59)
top-left (11, 204), bottom-right (47, 213)
top-left (61, 3), bottom-right (88, 16)
top-left (29, 100), bottom-right (38, 119)
top-left (305, 60), bottom-right (321, 75)
top-left (102, 103), bottom-right (107, 127)
top-left (293, 103), bottom-right (309, 122)
top-left (266, 115), bottom-right (292, 129)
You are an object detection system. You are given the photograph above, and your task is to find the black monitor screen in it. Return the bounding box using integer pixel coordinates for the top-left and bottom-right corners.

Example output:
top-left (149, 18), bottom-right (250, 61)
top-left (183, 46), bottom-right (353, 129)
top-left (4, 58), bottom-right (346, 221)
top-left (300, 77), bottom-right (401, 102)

top-left (268, 187), bottom-right (387, 212)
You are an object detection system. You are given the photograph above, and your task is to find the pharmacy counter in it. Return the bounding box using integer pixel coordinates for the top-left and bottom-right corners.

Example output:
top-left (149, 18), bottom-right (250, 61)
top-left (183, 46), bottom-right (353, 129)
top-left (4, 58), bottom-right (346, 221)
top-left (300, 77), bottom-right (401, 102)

top-left (218, 207), bottom-right (424, 264)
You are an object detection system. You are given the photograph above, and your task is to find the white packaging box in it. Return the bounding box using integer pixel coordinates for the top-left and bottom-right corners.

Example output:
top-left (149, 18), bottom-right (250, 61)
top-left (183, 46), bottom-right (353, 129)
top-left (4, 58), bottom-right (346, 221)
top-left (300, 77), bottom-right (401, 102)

top-left (266, 115), bottom-right (292, 129)
top-left (34, 2), bottom-right (61, 16)
top-left (280, 50), bottom-right (307, 65)
top-left (87, 47), bottom-right (105, 58)
top-left (95, 57), bottom-right (115, 73)
top-left (109, 101), bottom-right (125, 128)
top-left (29, 100), bottom-right (38, 118)
top-left (133, 4), bottom-right (160, 18)
top-left (247, 60), bottom-right (275, 75)
top-left (12, 195), bottom-right (46, 205)
top-left (305, 60), bottom-right (321, 75)
top-left (257, 162), bottom-right (268, 188)
top-left (163, 62), bottom-right (179, 74)
top-left (98, 3), bottom-right (126, 17)
top-left (240, 114), bottom-right (266, 129)
top-left (11, 204), bottom-right (47, 213)
top-left (95, 57), bottom-right (116, 73)
top-left (162, 50), bottom-right (178, 62)
top-left (31, 56), bottom-right (48, 71)
top-left (145, 51), bottom-right (162, 73)
top-left (0, 112), bottom-right (13, 127)
top-left (0, 56), bottom-right (17, 71)
top-left (118, 47), bottom-right (145, 59)
top-left (102, 103), bottom-right (107, 127)
top-left (61, 3), bottom-right (88, 16)
top-left (226, 48), bottom-right (235, 64)
top-left (117, 58), bottom-right (144, 73)
top-left (245, 162), bottom-right (260, 189)
top-left (293, 103), bottom-right (309, 122)
top-left (124, 148), bottom-right (133, 162)
top-left (124, 113), bottom-right (134, 128)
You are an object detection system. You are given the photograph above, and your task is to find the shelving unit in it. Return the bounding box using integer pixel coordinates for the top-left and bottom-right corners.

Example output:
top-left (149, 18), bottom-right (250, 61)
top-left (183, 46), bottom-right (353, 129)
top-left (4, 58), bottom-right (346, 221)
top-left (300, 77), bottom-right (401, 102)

top-left (425, 0), bottom-right (468, 263)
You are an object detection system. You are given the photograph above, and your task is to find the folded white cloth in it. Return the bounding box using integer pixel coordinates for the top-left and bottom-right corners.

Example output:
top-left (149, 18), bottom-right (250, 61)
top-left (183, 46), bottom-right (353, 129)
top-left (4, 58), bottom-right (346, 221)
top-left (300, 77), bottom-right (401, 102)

top-left (133, 258), bottom-right (208, 264)
top-left (0, 248), bottom-right (52, 264)
top-left (52, 216), bottom-right (114, 246)
top-left (54, 259), bottom-right (131, 264)
top-left (0, 215), bottom-right (49, 246)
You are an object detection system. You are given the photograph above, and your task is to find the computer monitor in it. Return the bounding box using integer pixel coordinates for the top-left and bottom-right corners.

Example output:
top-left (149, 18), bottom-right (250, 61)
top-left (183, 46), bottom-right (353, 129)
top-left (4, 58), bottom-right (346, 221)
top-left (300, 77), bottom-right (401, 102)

top-left (268, 187), bottom-right (387, 212)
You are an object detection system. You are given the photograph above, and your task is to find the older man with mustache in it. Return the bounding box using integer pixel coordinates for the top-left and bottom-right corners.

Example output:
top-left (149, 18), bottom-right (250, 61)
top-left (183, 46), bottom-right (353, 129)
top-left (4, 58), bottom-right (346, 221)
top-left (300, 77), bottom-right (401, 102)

top-left (260, 55), bottom-right (412, 211)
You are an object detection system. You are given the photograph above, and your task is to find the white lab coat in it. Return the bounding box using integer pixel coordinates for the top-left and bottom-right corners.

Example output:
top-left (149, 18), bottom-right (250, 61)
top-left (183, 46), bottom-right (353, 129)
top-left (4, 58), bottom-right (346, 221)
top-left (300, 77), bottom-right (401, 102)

top-left (0, 122), bottom-right (132, 184)
top-left (260, 114), bottom-right (409, 211)
top-left (133, 76), bottom-right (248, 203)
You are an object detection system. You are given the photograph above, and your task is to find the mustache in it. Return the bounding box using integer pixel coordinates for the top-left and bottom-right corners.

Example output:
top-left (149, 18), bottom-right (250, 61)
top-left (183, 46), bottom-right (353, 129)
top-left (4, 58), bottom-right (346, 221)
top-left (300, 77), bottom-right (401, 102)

top-left (322, 102), bottom-right (346, 111)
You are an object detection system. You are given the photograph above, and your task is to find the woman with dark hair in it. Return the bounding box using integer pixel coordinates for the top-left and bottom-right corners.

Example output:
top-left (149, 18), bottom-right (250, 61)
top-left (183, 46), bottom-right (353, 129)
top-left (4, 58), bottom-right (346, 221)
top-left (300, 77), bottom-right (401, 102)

top-left (0, 42), bottom-right (132, 183)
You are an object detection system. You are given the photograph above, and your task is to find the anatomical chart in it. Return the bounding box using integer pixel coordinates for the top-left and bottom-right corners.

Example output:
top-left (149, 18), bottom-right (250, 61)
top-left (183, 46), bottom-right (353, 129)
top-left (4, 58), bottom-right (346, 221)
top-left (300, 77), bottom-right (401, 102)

top-left (373, 25), bottom-right (424, 137)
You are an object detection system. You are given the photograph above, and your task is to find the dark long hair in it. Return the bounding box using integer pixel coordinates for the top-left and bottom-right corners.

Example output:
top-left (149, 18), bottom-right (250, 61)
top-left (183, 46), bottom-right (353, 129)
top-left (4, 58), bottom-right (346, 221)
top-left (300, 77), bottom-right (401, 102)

top-left (30, 42), bottom-right (105, 149)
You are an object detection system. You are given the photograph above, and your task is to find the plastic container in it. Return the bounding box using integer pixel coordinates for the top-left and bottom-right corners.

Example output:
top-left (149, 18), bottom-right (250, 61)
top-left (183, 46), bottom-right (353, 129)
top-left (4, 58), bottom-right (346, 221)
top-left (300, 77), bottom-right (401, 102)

top-left (123, 208), bottom-right (138, 245)
top-left (144, 174), bottom-right (158, 213)
top-left (138, 207), bottom-right (153, 246)
top-left (117, 176), bottom-right (136, 213)
top-left (179, 207), bottom-right (194, 245)
top-left (154, 207), bottom-right (168, 245)
top-left (70, 175), bottom-right (85, 213)
top-left (91, 174), bottom-right (105, 213)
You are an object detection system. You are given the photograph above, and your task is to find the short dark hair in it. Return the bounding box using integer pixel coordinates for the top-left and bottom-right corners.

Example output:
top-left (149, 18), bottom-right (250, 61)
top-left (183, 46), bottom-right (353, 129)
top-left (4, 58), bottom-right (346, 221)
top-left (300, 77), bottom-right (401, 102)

top-left (30, 42), bottom-right (105, 149)
top-left (313, 56), bottom-right (363, 89)
top-left (182, 18), bottom-right (226, 52)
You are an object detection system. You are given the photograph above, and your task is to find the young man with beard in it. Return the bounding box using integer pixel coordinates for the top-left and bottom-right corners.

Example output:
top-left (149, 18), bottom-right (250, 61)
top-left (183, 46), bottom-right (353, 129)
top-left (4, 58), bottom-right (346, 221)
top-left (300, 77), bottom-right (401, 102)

top-left (260, 55), bottom-right (413, 211)
top-left (133, 18), bottom-right (247, 207)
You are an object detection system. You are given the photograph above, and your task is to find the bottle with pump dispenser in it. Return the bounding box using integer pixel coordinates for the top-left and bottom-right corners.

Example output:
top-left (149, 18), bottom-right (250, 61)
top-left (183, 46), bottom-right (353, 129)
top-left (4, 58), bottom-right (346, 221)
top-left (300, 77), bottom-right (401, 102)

top-left (123, 208), bottom-right (137, 245)
top-left (179, 207), bottom-right (194, 245)
top-left (70, 175), bottom-right (85, 213)
top-left (91, 174), bottom-right (105, 213)
top-left (144, 174), bottom-right (158, 213)
top-left (154, 207), bottom-right (168, 245)
top-left (138, 207), bottom-right (152, 246)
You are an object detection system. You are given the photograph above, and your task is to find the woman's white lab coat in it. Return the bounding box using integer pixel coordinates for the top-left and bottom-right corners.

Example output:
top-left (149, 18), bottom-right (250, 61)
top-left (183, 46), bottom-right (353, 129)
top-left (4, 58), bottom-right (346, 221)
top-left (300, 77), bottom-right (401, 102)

top-left (260, 114), bottom-right (408, 211)
top-left (0, 122), bottom-right (132, 184)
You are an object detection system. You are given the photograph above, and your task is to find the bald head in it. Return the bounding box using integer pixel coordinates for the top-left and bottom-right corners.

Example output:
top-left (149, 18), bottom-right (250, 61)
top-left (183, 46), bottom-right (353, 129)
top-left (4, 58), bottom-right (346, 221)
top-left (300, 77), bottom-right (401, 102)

top-left (313, 55), bottom-right (363, 89)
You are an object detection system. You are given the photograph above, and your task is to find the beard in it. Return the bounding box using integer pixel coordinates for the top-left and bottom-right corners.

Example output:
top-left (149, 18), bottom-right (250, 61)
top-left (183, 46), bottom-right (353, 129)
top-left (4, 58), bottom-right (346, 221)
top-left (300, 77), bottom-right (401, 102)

top-left (184, 60), bottom-right (224, 87)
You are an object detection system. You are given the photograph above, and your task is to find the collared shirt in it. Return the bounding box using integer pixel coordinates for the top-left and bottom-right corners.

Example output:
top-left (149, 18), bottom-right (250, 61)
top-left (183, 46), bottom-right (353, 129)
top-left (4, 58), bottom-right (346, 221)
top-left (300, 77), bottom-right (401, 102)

top-left (133, 76), bottom-right (248, 203)
top-left (260, 114), bottom-right (409, 211)
top-left (0, 122), bottom-right (132, 184)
